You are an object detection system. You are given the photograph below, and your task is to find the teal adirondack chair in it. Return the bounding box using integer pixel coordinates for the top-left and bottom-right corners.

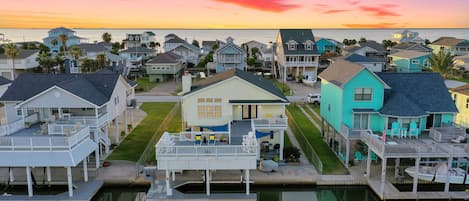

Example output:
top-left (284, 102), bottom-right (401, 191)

top-left (354, 151), bottom-right (364, 161)
top-left (408, 122), bottom-right (419, 139)
top-left (390, 121), bottom-right (400, 138)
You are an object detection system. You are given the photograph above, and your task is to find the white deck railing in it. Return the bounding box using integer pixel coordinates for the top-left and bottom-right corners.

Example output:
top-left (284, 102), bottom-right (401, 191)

top-left (0, 114), bottom-right (39, 137)
top-left (252, 118), bottom-right (288, 129)
top-left (55, 113), bottom-right (108, 128)
top-left (0, 126), bottom-right (90, 151)
top-left (360, 130), bottom-right (469, 158)
top-left (174, 131), bottom-right (230, 141)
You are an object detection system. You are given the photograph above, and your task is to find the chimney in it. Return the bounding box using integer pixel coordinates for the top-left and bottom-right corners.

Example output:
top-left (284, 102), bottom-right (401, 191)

top-left (181, 71), bottom-right (192, 94)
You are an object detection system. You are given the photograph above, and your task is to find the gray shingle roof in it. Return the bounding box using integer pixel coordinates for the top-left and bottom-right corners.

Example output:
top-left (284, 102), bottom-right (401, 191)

top-left (186, 68), bottom-right (288, 102)
top-left (377, 72), bottom-right (458, 115)
top-left (147, 52), bottom-right (182, 64)
top-left (0, 73), bottom-right (121, 106)
top-left (390, 50), bottom-right (431, 59)
top-left (48, 27), bottom-right (74, 33)
top-left (119, 47), bottom-right (155, 54)
top-left (345, 54), bottom-right (382, 63)
top-left (358, 40), bottom-right (386, 52)
top-left (76, 43), bottom-right (108, 53)
top-left (278, 29), bottom-right (319, 55)
top-left (0, 49), bottom-right (38, 60)
top-left (0, 76), bottom-right (11, 85)
top-left (392, 43), bottom-right (432, 52)
top-left (432, 37), bottom-right (469, 46)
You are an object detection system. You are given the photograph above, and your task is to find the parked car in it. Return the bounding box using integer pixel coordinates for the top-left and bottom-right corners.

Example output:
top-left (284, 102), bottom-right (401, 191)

top-left (307, 93), bottom-right (320, 104)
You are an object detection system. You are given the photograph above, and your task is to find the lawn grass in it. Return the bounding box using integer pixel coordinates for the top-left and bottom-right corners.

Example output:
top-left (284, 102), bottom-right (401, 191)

top-left (145, 105), bottom-right (182, 164)
top-left (284, 131), bottom-right (292, 148)
top-left (107, 102), bottom-right (175, 161)
top-left (301, 105), bottom-right (321, 125)
top-left (272, 79), bottom-right (293, 96)
top-left (287, 104), bottom-right (348, 175)
top-left (136, 77), bottom-right (157, 92)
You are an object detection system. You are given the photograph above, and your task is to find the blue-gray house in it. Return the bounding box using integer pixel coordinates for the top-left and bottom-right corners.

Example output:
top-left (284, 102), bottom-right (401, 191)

top-left (43, 27), bottom-right (84, 53)
top-left (214, 37), bottom-right (246, 73)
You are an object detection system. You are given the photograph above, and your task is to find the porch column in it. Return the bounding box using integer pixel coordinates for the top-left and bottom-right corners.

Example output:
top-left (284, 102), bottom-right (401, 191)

top-left (67, 166), bottom-right (73, 197)
top-left (380, 158), bottom-right (387, 196)
top-left (83, 158), bottom-right (88, 182)
top-left (95, 147), bottom-right (100, 169)
top-left (394, 158), bottom-right (400, 178)
top-left (412, 157), bottom-right (420, 193)
top-left (245, 169), bottom-right (250, 195)
top-left (283, 64), bottom-right (287, 83)
top-left (165, 170), bottom-right (172, 196)
top-left (104, 125), bottom-right (110, 154)
top-left (444, 157), bottom-right (452, 193)
top-left (366, 150), bottom-right (372, 178)
top-left (345, 139), bottom-right (350, 168)
top-left (114, 117), bottom-right (119, 143)
top-left (279, 131), bottom-right (284, 160)
top-left (58, 108), bottom-right (62, 118)
top-left (26, 166), bottom-right (33, 197)
top-left (46, 167), bottom-right (51, 182)
top-left (124, 110), bottom-right (129, 134)
top-left (172, 171), bottom-right (175, 181)
top-left (9, 167), bottom-right (14, 182)
top-left (206, 169), bottom-right (211, 196)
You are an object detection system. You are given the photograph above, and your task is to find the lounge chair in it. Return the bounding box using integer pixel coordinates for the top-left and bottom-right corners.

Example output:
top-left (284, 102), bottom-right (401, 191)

top-left (195, 135), bottom-right (202, 145)
top-left (451, 136), bottom-right (466, 143)
top-left (408, 122), bottom-right (419, 139)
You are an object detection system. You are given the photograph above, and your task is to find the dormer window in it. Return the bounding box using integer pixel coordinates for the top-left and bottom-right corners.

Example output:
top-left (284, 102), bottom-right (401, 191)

top-left (287, 40), bottom-right (297, 50)
top-left (304, 40), bottom-right (314, 50)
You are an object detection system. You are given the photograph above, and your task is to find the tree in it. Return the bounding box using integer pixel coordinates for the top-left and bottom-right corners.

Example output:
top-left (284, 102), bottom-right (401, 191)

top-left (251, 47), bottom-right (260, 60)
top-left (212, 43), bottom-right (219, 51)
top-left (359, 37), bottom-right (367, 43)
top-left (428, 51), bottom-right (456, 79)
top-left (102, 32), bottom-right (112, 43)
top-left (36, 51), bottom-right (56, 73)
top-left (81, 58), bottom-right (97, 73)
top-left (350, 39), bottom-right (357, 45)
top-left (149, 41), bottom-right (157, 49)
top-left (141, 44), bottom-right (147, 48)
top-left (21, 43), bottom-right (29, 49)
top-left (4, 43), bottom-right (20, 79)
top-left (111, 42), bottom-right (120, 55)
top-left (247, 57), bottom-right (256, 66)
top-left (424, 39), bottom-right (431, 45)
top-left (69, 46), bottom-right (83, 60)
top-left (96, 54), bottom-right (107, 69)
top-left (192, 40), bottom-right (200, 48)
top-left (382, 40), bottom-right (397, 49)
top-left (342, 39), bottom-right (350, 46)
top-left (58, 34), bottom-right (68, 54)
top-left (55, 55), bottom-right (65, 73)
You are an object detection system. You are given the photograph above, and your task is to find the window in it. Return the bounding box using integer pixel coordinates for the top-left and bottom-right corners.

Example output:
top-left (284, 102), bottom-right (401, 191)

top-left (288, 43), bottom-right (296, 50)
top-left (453, 94), bottom-right (457, 103)
top-left (197, 98), bottom-right (222, 119)
top-left (466, 98), bottom-right (469, 108)
top-left (114, 97), bottom-right (119, 105)
top-left (412, 60), bottom-right (419, 64)
top-left (16, 109), bottom-right (22, 117)
top-left (353, 113), bottom-right (369, 129)
top-left (305, 43), bottom-right (312, 50)
top-left (354, 88), bottom-right (372, 101)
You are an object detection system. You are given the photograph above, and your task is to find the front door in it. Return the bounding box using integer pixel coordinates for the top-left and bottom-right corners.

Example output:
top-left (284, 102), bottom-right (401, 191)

top-left (242, 105), bottom-right (257, 119)
top-left (426, 114), bottom-right (434, 129)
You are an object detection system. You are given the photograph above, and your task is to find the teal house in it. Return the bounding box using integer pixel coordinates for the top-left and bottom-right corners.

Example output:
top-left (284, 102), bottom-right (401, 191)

top-left (319, 59), bottom-right (457, 166)
top-left (390, 50), bottom-right (431, 72)
top-left (316, 38), bottom-right (342, 54)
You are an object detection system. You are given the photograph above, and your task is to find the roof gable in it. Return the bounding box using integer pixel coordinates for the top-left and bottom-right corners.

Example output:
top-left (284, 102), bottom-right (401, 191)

top-left (278, 29), bottom-right (319, 55)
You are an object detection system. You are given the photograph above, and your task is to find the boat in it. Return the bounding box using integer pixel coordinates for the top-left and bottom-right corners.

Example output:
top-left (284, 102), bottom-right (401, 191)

top-left (405, 163), bottom-right (469, 184)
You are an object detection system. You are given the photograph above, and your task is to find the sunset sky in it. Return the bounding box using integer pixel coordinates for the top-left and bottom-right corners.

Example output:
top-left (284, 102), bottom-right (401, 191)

top-left (1, 0), bottom-right (468, 29)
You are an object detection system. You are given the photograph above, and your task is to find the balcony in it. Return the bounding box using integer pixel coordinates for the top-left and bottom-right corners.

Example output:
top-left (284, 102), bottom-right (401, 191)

top-left (252, 118), bottom-right (288, 130)
top-left (53, 113), bottom-right (108, 129)
top-left (0, 113), bottom-right (39, 137)
top-left (285, 61), bottom-right (319, 67)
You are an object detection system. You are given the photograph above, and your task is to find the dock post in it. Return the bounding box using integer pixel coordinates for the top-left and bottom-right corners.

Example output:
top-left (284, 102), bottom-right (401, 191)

top-left (46, 167), bottom-right (51, 182)
top-left (83, 158), bottom-right (88, 182)
top-left (413, 157), bottom-right (420, 193)
top-left (26, 166), bottom-right (33, 197)
top-left (444, 157), bottom-right (452, 193)
top-left (67, 166), bottom-right (73, 197)
top-left (9, 167), bottom-right (14, 182)
top-left (165, 170), bottom-right (172, 196)
top-left (345, 139), bottom-right (350, 168)
top-left (366, 150), bottom-right (371, 178)
top-left (394, 158), bottom-right (400, 178)
top-left (280, 131), bottom-right (284, 160)
top-left (380, 158), bottom-right (387, 197)
top-left (245, 169), bottom-right (250, 195)
top-left (206, 169), bottom-right (210, 196)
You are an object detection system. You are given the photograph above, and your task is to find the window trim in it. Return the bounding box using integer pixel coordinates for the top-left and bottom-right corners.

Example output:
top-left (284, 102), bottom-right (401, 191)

top-left (354, 88), bottom-right (373, 101)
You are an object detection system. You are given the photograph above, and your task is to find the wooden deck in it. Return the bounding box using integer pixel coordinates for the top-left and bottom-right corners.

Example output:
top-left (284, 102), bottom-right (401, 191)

top-left (368, 178), bottom-right (469, 200)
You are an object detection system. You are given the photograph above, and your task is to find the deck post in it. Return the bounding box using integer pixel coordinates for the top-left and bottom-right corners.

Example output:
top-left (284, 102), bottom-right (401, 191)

top-left (366, 150), bottom-right (371, 178)
top-left (279, 131), bottom-right (284, 160)
top-left (105, 125), bottom-right (110, 154)
top-left (67, 166), bottom-right (73, 197)
top-left (206, 169), bottom-right (210, 196)
top-left (114, 117), bottom-right (120, 143)
top-left (380, 158), bottom-right (387, 196)
top-left (172, 170), bottom-right (175, 181)
top-left (345, 139), bottom-right (350, 168)
top-left (394, 158), bottom-right (400, 178)
top-left (413, 157), bottom-right (420, 193)
top-left (124, 110), bottom-right (128, 134)
top-left (26, 166), bottom-right (33, 197)
top-left (444, 157), bottom-right (452, 193)
top-left (9, 167), bottom-right (14, 182)
top-left (246, 169), bottom-right (250, 195)
top-left (95, 146), bottom-right (100, 168)
top-left (83, 158), bottom-right (88, 182)
top-left (46, 167), bottom-right (51, 182)
top-left (165, 170), bottom-right (172, 196)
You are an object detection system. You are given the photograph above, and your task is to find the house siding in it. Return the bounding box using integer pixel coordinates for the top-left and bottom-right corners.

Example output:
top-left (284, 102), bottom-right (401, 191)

top-left (320, 80), bottom-right (343, 132)
top-left (392, 54), bottom-right (430, 72)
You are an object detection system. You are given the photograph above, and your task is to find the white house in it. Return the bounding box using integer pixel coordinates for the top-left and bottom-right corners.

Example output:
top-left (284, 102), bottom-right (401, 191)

top-left (455, 55), bottom-right (469, 71)
top-left (344, 53), bottom-right (385, 72)
top-left (276, 29), bottom-right (320, 85)
top-left (242, 40), bottom-right (267, 57)
top-left (124, 31), bottom-right (156, 48)
top-left (157, 69), bottom-right (289, 196)
top-left (0, 49), bottom-right (39, 80)
top-left (119, 47), bottom-right (156, 68)
top-left (163, 34), bottom-right (200, 65)
top-left (0, 73), bottom-right (135, 197)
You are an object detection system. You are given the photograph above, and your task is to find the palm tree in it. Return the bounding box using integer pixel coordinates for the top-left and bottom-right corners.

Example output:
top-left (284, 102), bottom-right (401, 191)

top-left (36, 51), bottom-right (55, 73)
top-left (102, 32), bottom-right (112, 43)
top-left (69, 46), bottom-right (82, 60)
top-left (4, 43), bottom-right (20, 79)
top-left (58, 34), bottom-right (68, 54)
top-left (51, 39), bottom-right (58, 47)
top-left (428, 51), bottom-right (456, 79)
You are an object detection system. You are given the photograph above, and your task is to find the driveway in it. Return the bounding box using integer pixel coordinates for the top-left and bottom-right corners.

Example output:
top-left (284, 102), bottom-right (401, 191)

top-left (137, 81), bottom-right (179, 96)
top-left (285, 80), bottom-right (321, 103)
top-left (136, 96), bottom-right (181, 102)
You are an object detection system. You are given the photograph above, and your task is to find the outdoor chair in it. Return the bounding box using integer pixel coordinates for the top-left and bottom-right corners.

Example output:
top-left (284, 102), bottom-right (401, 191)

top-left (209, 134), bottom-right (216, 145)
top-left (451, 135), bottom-right (466, 143)
top-left (389, 122), bottom-right (400, 138)
top-left (354, 151), bottom-right (364, 161)
top-left (195, 135), bottom-right (202, 145)
top-left (408, 122), bottom-right (419, 139)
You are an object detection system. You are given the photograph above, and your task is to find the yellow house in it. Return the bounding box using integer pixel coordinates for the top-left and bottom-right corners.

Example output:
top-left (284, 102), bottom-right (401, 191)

top-left (450, 84), bottom-right (469, 127)
top-left (180, 69), bottom-right (289, 160)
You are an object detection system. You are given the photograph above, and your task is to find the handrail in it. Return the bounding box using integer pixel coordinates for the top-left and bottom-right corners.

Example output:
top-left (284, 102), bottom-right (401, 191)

top-left (252, 118), bottom-right (288, 128)
top-left (156, 144), bottom-right (258, 157)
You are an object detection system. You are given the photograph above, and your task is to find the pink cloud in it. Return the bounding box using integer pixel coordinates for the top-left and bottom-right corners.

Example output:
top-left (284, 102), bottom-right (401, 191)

top-left (346, 0), bottom-right (360, 5)
top-left (214, 0), bottom-right (301, 12)
top-left (323, 9), bottom-right (349, 14)
top-left (343, 22), bottom-right (397, 28)
top-left (360, 6), bottom-right (400, 17)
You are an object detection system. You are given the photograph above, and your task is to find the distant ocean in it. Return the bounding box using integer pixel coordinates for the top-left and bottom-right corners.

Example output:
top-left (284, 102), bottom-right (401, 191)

top-left (1, 28), bottom-right (469, 45)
